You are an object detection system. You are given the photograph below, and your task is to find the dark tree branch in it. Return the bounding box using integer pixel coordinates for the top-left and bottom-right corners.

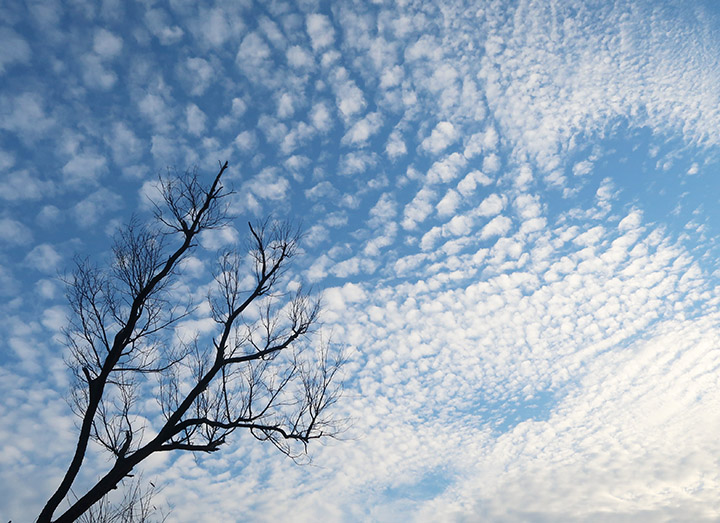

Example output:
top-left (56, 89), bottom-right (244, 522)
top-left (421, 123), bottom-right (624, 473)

top-left (39, 161), bottom-right (344, 523)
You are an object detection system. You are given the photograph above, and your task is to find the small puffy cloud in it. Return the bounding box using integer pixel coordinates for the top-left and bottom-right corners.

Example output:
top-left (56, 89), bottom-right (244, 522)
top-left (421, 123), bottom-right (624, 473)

top-left (405, 34), bottom-right (442, 61)
top-left (427, 153), bottom-right (466, 184)
top-left (436, 189), bottom-right (461, 217)
top-left (93, 29), bottom-right (122, 58)
top-left (515, 164), bottom-right (533, 188)
top-left (379, 65), bottom-right (404, 89)
top-left (330, 257), bottom-right (360, 278)
top-left (446, 214), bottom-right (473, 236)
top-left (287, 45), bottom-right (314, 69)
top-left (199, 225), bottom-right (239, 250)
top-left (476, 194), bottom-right (506, 217)
top-left (62, 153), bottom-right (107, 188)
top-left (234, 130), bottom-right (258, 152)
top-left (144, 8), bottom-right (184, 45)
top-left (420, 226), bottom-right (442, 251)
top-left (81, 53), bottom-right (117, 89)
top-left (385, 129), bottom-right (406, 159)
top-left (185, 57), bottom-right (214, 96)
top-left (0, 170), bottom-right (52, 201)
top-left (421, 121), bottom-right (458, 155)
top-left (41, 305), bottom-right (68, 332)
top-left (402, 188), bottom-right (436, 230)
top-left (258, 16), bottom-right (284, 49)
top-left (334, 70), bottom-right (366, 119)
top-left (0, 27), bottom-right (31, 74)
top-left (339, 152), bottom-right (377, 176)
top-left (73, 188), bottom-right (123, 227)
top-left (277, 92), bottom-right (296, 119)
top-left (310, 102), bottom-right (333, 133)
top-left (342, 112), bottom-right (382, 146)
top-left (306, 253), bottom-right (332, 282)
top-left (0, 92), bottom-right (55, 142)
top-left (305, 181), bottom-right (339, 202)
top-left (109, 122), bottom-right (143, 165)
top-left (482, 153), bottom-right (501, 173)
top-left (480, 215), bottom-right (512, 239)
top-left (36, 205), bottom-right (62, 228)
top-left (619, 209), bottom-right (643, 232)
top-left (457, 170), bottom-right (492, 196)
top-left (0, 218), bottom-right (33, 245)
top-left (138, 93), bottom-right (172, 130)
top-left (25, 243), bottom-right (62, 273)
top-left (236, 32), bottom-right (271, 75)
top-left (247, 168), bottom-right (290, 201)
top-left (572, 160), bottom-right (593, 176)
top-left (306, 14), bottom-right (335, 52)
top-left (186, 103), bottom-right (207, 135)
top-left (368, 193), bottom-right (397, 228)
top-left (284, 155), bottom-right (310, 175)
top-left (194, 7), bottom-right (236, 48)
top-left (687, 163), bottom-right (699, 175)
top-left (514, 194), bottom-right (543, 220)
top-left (0, 150), bottom-right (14, 170)
top-left (231, 98), bottom-right (247, 116)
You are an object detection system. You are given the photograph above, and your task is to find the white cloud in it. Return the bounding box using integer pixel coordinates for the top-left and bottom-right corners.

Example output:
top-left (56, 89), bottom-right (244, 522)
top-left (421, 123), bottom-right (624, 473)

top-left (421, 121), bottom-right (458, 155)
top-left (306, 14), bottom-right (335, 52)
top-left (138, 93), bottom-right (173, 131)
top-left (287, 45), bottom-right (314, 69)
top-left (0, 218), bottom-right (33, 245)
top-left (81, 53), bottom-right (117, 89)
top-left (480, 215), bottom-right (512, 239)
top-left (93, 29), bottom-right (122, 58)
top-left (0, 92), bottom-right (55, 142)
top-left (310, 102), bottom-right (333, 133)
top-left (24, 243), bottom-right (62, 273)
top-left (247, 168), bottom-right (290, 201)
top-left (62, 153), bottom-right (107, 188)
top-left (0, 170), bottom-right (52, 201)
top-left (193, 7), bottom-right (237, 48)
top-left (619, 209), bottom-right (643, 232)
top-left (436, 189), bottom-right (461, 217)
top-left (379, 64), bottom-right (403, 88)
top-left (482, 153), bottom-right (501, 173)
top-left (236, 32), bottom-right (271, 76)
top-left (426, 152), bottom-right (466, 184)
top-left (572, 160), bottom-right (593, 176)
top-left (73, 188), bottom-right (123, 227)
top-left (186, 103), bottom-right (207, 135)
top-left (234, 130), bottom-right (258, 152)
top-left (184, 57), bottom-right (214, 96)
top-left (0, 27), bottom-right (31, 74)
top-left (333, 68), bottom-right (366, 119)
top-left (475, 193), bottom-right (506, 217)
top-left (342, 112), bottom-right (382, 146)
top-left (108, 122), bottom-right (143, 165)
top-left (457, 170), bottom-right (492, 196)
top-left (276, 92), bottom-right (295, 119)
top-left (385, 129), bottom-right (406, 159)
top-left (144, 7), bottom-right (184, 45)
top-left (402, 188), bottom-right (436, 230)
top-left (199, 225), bottom-right (239, 250)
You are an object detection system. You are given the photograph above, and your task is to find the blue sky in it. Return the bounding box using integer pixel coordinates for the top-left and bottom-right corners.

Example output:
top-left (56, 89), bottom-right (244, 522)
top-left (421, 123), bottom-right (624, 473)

top-left (2, 0), bottom-right (720, 521)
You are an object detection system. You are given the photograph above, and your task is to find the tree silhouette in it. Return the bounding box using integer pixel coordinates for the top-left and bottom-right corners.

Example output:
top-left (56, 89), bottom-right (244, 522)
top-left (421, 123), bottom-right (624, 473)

top-left (38, 162), bottom-right (344, 522)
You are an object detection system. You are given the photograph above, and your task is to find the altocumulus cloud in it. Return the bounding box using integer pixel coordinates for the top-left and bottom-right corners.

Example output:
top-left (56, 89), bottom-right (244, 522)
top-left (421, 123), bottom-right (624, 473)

top-left (2, 0), bottom-right (720, 521)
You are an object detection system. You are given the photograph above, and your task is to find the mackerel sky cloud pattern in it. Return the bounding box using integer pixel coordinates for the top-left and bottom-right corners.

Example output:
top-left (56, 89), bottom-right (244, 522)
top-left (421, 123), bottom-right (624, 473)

top-left (2, 0), bottom-right (720, 521)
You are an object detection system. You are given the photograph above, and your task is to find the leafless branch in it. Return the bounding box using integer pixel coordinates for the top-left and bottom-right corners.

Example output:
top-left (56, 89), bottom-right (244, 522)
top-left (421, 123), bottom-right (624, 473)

top-left (39, 162), bottom-right (345, 523)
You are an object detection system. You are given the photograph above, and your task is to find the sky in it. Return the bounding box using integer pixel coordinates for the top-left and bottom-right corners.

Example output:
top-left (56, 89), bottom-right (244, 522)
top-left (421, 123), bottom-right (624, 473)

top-left (2, 0), bottom-right (720, 521)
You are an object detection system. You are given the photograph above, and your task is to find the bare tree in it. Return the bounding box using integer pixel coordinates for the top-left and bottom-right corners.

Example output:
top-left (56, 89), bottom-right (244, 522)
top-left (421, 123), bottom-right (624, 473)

top-left (75, 475), bottom-right (169, 523)
top-left (38, 162), bottom-right (344, 523)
